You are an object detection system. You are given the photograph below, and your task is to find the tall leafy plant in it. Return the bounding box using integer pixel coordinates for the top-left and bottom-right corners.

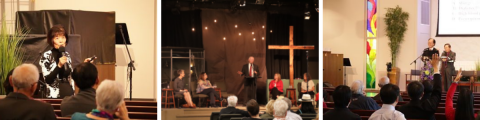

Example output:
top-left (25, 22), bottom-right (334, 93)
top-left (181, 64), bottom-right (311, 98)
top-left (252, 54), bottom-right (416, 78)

top-left (384, 5), bottom-right (409, 67)
top-left (0, 17), bottom-right (29, 94)
top-left (476, 59), bottom-right (480, 81)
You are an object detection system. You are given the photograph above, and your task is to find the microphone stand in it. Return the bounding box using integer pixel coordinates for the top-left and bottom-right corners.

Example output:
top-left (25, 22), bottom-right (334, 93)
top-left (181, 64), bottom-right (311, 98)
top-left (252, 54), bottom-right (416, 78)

top-left (410, 55), bottom-right (423, 81)
top-left (119, 25), bottom-right (136, 101)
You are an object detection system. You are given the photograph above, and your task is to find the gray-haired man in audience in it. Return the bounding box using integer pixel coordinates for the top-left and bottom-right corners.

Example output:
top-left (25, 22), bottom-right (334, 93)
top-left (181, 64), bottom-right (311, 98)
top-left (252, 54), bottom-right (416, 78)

top-left (373, 76), bottom-right (403, 102)
top-left (281, 98), bottom-right (302, 120)
top-left (220, 95), bottom-right (250, 117)
top-left (0, 64), bottom-right (56, 120)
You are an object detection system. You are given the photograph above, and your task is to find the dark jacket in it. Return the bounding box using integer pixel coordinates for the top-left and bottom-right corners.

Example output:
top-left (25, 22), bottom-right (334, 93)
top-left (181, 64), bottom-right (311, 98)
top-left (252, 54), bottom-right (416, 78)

top-left (323, 107), bottom-right (361, 120)
top-left (348, 94), bottom-right (380, 110)
top-left (398, 74), bottom-right (442, 120)
top-left (240, 63), bottom-right (260, 79)
top-left (61, 88), bottom-right (97, 117)
top-left (422, 48), bottom-right (440, 60)
top-left (220, 106), bottom-right (251, 117)
top-left (0, 92), bottom-right (57, 120)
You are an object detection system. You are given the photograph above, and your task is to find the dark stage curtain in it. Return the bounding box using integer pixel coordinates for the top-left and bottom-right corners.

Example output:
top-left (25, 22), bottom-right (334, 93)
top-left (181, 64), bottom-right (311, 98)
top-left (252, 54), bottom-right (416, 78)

top-left (161, 10), bottom-right (203, 48)
top-left (265, 12), bottom-right (320, 81)
top-left (16, 10), bottom-right (116, 64)
top-left (201, 9), bottom-right (267, 104)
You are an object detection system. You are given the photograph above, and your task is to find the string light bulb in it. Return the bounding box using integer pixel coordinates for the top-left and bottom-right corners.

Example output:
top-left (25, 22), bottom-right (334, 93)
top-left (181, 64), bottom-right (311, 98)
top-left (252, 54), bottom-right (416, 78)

top-left (270, 30), bottom-right (272, 33)
top-left (214, 19), bottom-right (217, 23)
top-left (239, 33), bottom-right (241, 36)
top-left (253, 38), bottom-right (256, 41)
top-left (262, 37), bottom-right (265, 40)
top-left (262, 26), bottom-right (265, 28)
top-left (235, 25), bottom-right (238, 28)
top-left (192, 28), bottom-right (195, 31)
top-left (205, 27), bottom-right (208, 30)
top-left (223, 37), bottom-right (226, 40)
top-left (252, 32), bottom-right (254, 35)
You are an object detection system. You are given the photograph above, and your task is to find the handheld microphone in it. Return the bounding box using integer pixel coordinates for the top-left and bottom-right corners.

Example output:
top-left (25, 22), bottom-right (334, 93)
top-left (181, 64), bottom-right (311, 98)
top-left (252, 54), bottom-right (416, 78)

top-left (89, 55), bottom-right (97, 62)
top-left (58, 46), bottom-right (67, 69)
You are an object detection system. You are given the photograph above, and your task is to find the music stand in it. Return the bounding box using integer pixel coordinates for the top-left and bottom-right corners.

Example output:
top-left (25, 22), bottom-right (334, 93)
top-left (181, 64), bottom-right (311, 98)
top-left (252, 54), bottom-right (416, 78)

top-left (343, 58), bottom-right (351, 85)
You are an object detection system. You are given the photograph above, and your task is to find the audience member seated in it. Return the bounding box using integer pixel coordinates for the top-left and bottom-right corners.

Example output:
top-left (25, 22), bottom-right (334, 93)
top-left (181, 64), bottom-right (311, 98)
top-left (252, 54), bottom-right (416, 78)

top-left (323, 85), bottom-right (361, 120)
top-left (299, 73), bottom-right (315, 99)
top-left (421, 80), bottom-right (433, 100)
top-left (281, 98), bottom-right (302, 120)
top-left (272, 99), bottom-right (289, 120)
top-left (197, 72), bottom-right (224, 107)
top-left (373, 76), bottom-right (403, 102)
top-left (2, 69), bottom-right (14, 95)
top-left (71, 80), bottom-right (130, 120)
top-left (398, 54), bottom-right (442, 120)
top-left (369, 84), bottom-right (406, 120)
top-left (0, 64), bottom-right (56, 120)
top-left (445, 69), bottom-right (477, 120)
top-left (348, 80), bottom-right (380, 110)
top-left (269, 73), bottom-right (284, 100)
top-left (61, 63), bottom-right (99, 117)
top-left (242, 99), bottom-right (266, 120)
top-left (296, 94), bottom-right (317, 114)
top-left (173, 69), bottom-right (195, 108)
top-left (260, 100), bottom-right (275, 118)
top-left (220, 96), bottom-right (250, 117)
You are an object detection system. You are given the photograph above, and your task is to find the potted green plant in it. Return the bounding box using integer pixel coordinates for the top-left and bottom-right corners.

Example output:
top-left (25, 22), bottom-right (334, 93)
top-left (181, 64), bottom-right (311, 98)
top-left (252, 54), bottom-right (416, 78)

top-left (476, 59), bottom-right (480, 82)
top-left (0, 17), bottom-right (29, 94)
top-left (384, 5), bottom-right (409, 85)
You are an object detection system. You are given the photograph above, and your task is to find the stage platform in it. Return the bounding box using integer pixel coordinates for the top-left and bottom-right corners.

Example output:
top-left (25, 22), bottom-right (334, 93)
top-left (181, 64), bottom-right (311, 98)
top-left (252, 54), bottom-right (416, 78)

top-left (161, 105), bottom-right (319, 120)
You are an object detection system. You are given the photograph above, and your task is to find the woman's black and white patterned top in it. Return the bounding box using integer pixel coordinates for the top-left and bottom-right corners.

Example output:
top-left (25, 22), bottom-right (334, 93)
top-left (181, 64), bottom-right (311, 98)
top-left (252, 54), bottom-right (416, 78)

top-left (39, 48), bottom-right (75, 98)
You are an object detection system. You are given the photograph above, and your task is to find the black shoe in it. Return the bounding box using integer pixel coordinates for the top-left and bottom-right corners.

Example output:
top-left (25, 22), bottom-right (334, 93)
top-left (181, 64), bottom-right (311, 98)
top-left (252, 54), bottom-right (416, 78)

top-left (211, 104), bottom-right (218, 108)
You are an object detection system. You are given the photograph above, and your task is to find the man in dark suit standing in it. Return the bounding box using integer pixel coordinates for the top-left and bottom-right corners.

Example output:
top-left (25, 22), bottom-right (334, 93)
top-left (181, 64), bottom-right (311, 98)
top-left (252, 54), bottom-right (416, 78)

top-left (0, 64), bottom-right (56, 120)
top-left (398, 54), bottom-right (442, 120)
top-left (238, 56), bottom-right (260, 104)
top-left (422, 38), bottom-right (440, 61)
top-left (441, 43), bottom-right (456, 92)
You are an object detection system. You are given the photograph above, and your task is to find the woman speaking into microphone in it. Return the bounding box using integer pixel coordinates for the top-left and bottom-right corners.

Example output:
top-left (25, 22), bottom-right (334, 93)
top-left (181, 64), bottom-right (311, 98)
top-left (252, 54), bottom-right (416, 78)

top-left (39, 25), bottom-right (94, 98)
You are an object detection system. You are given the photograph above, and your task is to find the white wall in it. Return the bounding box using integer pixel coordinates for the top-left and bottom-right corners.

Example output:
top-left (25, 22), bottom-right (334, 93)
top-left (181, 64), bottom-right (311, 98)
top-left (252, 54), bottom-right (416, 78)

top-left (34, 0), bottom-right (156, 99)
top-left (324, 0), bottom-right (420, 91)
top-left (430, 0), bottom-right (480, 71)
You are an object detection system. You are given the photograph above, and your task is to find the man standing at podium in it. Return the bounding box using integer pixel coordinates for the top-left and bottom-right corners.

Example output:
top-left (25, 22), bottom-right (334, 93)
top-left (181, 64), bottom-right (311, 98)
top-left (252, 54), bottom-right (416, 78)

top-left (238, 56), bottom-right (260, 104)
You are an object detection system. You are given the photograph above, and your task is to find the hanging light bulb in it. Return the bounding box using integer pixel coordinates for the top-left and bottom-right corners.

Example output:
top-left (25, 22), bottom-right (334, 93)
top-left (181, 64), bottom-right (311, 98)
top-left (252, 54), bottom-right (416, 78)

top-left (205, 27), bottom-right (208, 30)
top-left (192, 28), bottom-right (195, 31)
top-left (235, 25), bottom-right (238, 28)
top-left (262, 37), bottom-right (265, 40)
top-left (262, 26), bottom-right (265, 28)
top-left (223, 37), bottom-right (226, 40)
top-left (239, 33), bottom-right (241, 36)
top-left (253, 38), bottom-right (256, 41)
top-left (214, 19), bottom-right (217, 23)
top-left (270, 30), bottom-right (272, 33)
top-left (252, 32), bottom-right (254, 35)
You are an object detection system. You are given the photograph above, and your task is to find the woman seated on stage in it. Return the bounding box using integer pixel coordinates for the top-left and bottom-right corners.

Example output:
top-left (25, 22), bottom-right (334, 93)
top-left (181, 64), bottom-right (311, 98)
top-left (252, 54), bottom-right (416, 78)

top-left (445, 68), bottom-right (477, 120)
top-left (299, 73), bottom-right (315, 99)
top-left (269, 73), bottom-right (283, 100)
top-left (197, 72), bottom-right (224, 107)
top-left (173, 69), bottom-right (195, 108)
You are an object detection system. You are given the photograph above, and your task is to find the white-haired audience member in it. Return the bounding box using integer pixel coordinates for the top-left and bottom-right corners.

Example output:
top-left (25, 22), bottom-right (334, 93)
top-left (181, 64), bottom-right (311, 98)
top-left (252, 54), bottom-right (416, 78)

top-left (281, 98), bottom-right (302, 120)
top-left (0, 64), bottom-right (57, 120)
top-left (220, 96), bottom-right (250, 117)
top-left (373, 76), bottom-right (404, 102)
top-left (273, 99), bottom-right (290, 120)
top-left (71, 80), bottom-right (130, 120)
top-left (348, 80), bottom-right (380, 110)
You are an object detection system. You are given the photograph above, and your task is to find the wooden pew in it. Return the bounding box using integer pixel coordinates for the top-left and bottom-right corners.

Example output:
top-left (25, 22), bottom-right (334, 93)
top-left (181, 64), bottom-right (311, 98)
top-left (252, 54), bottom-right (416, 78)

top-left (39, 99), bottom-right (157, 106)
top-left (324, 108), bottom-right (447, 120)
top-left (54, 110), bottom-right (157, 119)
top-left (50, 104), bottom-right (157, 113)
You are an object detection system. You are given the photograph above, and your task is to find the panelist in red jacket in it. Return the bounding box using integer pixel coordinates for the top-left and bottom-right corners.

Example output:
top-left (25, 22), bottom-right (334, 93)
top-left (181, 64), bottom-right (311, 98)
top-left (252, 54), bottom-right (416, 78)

top-left (269, 73), bottom-right (284, 100)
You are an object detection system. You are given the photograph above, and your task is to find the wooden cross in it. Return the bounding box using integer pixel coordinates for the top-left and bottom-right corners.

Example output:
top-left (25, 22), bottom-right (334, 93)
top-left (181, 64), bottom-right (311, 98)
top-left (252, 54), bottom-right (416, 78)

top-left (268, 26), bottom-right (315, 87)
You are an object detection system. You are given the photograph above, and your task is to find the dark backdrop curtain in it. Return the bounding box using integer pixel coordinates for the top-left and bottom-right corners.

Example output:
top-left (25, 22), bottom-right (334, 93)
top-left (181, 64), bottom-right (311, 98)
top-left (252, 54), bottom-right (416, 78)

top-left (201, 9), bottom-right (267, 104)
top-left (161, 10), bottom-right (203, 48)
top-left (265, 12), bottom-right (319, 80)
